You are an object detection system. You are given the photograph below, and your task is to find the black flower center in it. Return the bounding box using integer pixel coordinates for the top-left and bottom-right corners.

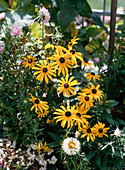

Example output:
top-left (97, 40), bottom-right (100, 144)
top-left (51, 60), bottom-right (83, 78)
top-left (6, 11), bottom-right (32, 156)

top-left (59, 57), bottom-right (65, 63)
top-left (64, 83), bottom-right (69, 88)
top-left (69, 42), bottom-right (72, 46)
top-left (84, 58), bottom-right (88, 63)
top-left (70, 49), bottom-right (75, 54)
top-left (99, 128), bottom-right (103, 133)
top-left (85, 96), bottom-right (89, 101)
top-left (43, 67), bottom-right (48, 73)
top-left (28, 59), bottom-right (32, 63)
top-left (65, 111), bottom-right (71, 117)
top-left (76, 113), bottom-right (81, 117)
top-left (34, 99), bottom-right (40, 104)
top-left (91, 72), bottom-right (95, 75)
top-left (92, 89), bottom-right (97, 94)
top-left (87, 128), bottom-right (91, 133)
top-left (53, 43), bottom-right (56, 46)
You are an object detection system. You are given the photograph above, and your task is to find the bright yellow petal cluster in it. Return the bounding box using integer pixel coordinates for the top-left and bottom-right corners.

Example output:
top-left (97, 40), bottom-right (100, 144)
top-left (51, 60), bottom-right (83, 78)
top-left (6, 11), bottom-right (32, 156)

top-left (84, 72), bottom-right (100, 82)
top-left (32, 60), bottom-right (56, 84)
top-left (22, 55), bottom-right (36, 69)
top-left (77, 93), bottom-right (93, 109)
top-left (35, 142), bottom-right (51, 154)
top-left (57, 75), bottom-right (78, 97)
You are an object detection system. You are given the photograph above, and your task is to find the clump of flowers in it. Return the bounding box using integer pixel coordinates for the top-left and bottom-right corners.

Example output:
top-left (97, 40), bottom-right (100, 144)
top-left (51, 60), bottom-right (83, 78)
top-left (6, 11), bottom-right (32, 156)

top-left (39, 7), bottom-right (50, 24)
top-left (11, 25), bottom-right (21, 36)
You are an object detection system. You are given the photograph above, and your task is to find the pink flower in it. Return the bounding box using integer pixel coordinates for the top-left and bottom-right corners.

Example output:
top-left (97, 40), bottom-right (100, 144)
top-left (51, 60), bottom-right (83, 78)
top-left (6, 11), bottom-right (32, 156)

top-left (94, 58), bottom-right (99, 63)
top-left (0, 42), bottom-right (4, 53)
top-left (0, 12), bottom-right (5, 21)
top-left (11, 25), bottom-right (21, 36)
top-left (40, 7), bottom-right (50, 24)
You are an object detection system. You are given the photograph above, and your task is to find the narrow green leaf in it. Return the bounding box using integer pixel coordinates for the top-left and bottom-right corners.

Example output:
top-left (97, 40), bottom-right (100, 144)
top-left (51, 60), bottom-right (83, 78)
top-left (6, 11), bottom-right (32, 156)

top-left (102, 154), bottom-right (107, 170)
top-left (48, 141), bottom-right (60, 148)
top-left (96, 155), bottom-right (101, 169)
top-left (87, 150), bottom-right (97, 160)
top-left (0, 0), bottom-right (9, 12)
top-left (47, 132), bottom-right (61, 140)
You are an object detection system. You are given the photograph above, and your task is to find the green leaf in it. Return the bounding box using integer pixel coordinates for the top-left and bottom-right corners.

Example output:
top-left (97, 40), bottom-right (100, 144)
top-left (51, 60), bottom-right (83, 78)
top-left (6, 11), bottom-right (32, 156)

top-left (103, 112), bottom-right (114, 125)
top-left (0, 0), bottom-right (9, 12)
top-left (11, 133), bottom-right (18, 141)
top-left (91, 13), bottom-right (108, 33)
top-left (47, 132), bottom-right (61, 140)
top-left (96, 155), bottom-right (101, 169)
top-left (48, 141), bottom-right (60, 148)
top-left (30, 22), bottom-right (42, 39)
top-left (102, 154), bottom-right (107, 170)
top-left (105, 100), bottom-right (119, 108)
top-left (57, 0), bottom-right (86, 30)
top-left (87, 150), bottom-right (97, 160)
top-left (80, 1), bottom-right (92, 18)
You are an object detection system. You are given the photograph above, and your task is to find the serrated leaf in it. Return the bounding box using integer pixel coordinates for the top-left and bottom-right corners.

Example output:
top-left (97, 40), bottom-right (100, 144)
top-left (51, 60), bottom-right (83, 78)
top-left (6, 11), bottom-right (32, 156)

top-left (87, 150), bottom-right (97, 160)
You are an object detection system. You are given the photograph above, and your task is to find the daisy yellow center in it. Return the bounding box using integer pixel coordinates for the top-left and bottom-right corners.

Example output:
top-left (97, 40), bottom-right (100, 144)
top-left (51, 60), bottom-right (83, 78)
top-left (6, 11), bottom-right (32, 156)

top-left (68, 141), bottom-right (76, 149)
top-left (35, 99), bottom-right (40, 104)
top-left (59, 57), bottom-right (65, 63)
top-left (53, 43), bottom-right (56, 46)
top-left (70, 49), bottom-right (75, 54)
top-left (64, 83), bottom-right (69, 88)
top-left (85, 96), bottom-right (89, 101)
top-left (43, 67), bottom-right (48, 73)
top-left (76, 113), bottom-right (81, 117)
top-left (91, 72), bottom-right (95, 75)
top-left (65, 111), bottom-right (71, 117)
top-left (92, 89), bottom-right (97, 94)
top-left (87, 128), bottom-right (91, 133)
top-left (84, 58), bottom-right (88, 63)
top-left (28, 59), bottom-right (32, 63)
top-left (99, 128), bottom-right (103, 133)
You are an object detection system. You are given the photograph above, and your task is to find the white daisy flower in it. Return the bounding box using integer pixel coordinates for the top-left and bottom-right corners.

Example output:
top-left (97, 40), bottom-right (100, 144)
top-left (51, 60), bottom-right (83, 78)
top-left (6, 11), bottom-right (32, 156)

top-left (62, 137), bottom-right (81, 155)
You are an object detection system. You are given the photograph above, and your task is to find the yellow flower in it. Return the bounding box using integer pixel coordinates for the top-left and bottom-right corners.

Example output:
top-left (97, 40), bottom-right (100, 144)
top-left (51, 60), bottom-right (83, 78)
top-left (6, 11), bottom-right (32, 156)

top-left (93, 122), bottom-right (110, 138)
top-left (29, 93), bottom-right (49, 113)
top-left (35, 142), bottom-right (51, 154)
top-left (82, 83), bottom-right (104, 102)
top-left (67, 36), bottom-right (80, 50)
top-left (80, 125), bottom-right (95, 142)
top-left (75, 105), bottom-right (91, 129)
top-left (32, 60), bottom-right (56, 84)
top-left (50, 48), bottom-right (72, 76)
top-left (22, 55), bottom-right (36, 69)
top-left (82, 58), bottom-right (92, 68)
top-left (77, 93), bottom-right (93, 109)
top-left (84, 72), bottom-right (100, 82)
top-left (57, 75), bottom-right (78, 97)
top-left (53, 105), bottom-right (81, 129)
top-left (36, 109), bottom-right (49, 118)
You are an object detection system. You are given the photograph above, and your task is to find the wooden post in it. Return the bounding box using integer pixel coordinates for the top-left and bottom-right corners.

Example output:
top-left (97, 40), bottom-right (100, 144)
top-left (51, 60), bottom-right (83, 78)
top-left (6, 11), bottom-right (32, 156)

top-left (108, 0), bottom-right (117, 63)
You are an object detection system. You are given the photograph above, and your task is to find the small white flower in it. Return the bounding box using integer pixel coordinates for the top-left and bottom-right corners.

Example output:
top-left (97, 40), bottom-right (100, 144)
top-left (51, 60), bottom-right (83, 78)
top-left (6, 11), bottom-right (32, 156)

top-left (75, 131), bottom-right (81, 138)
top-left (114, 127), bottom-right (121, 137)
top-left (50, 156), bottom-right (57, 164)
top-left (62, 137), bottom-right (81, 155)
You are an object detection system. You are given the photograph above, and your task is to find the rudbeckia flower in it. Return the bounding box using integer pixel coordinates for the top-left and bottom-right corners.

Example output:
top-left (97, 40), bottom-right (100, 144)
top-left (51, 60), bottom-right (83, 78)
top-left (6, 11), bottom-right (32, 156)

top-left (67, 36), bottom-right (80, 50)
top-left (29, 93), bottom-right (49, 113)
top-left (53, 105), bottom-right (81, 129)
top-left (93, 122), bottom-right (110, 138)
top-left (84, 72), bottom-right (100, 82)
top-left (35, 142), bottom-right (51, 154)
top-left (50, 48), bottom-right (72, 76)
top-left (32, 60), bottom-right (56, 84)
top-left (57, 75), bottom-right (78, 97)
top-left (75, 105), bottom-right (91, 129)
top-left (82, 83), bottom-right (104, 102)
top-left (82, 58), bottom-right (92, 68)
top-left (36, 109), bottom-right (49, 118)
top-left (80, 125), bottom-right (95, 142)
top-left (77, 93), bottom-right (93, 109)
top-left (22, 55), bottom-right (37, 69)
